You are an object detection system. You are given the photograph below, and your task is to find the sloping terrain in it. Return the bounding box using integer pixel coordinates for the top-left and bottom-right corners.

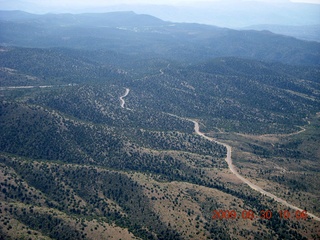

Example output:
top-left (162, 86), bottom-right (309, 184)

top-left (243, 24), bottom-right (320, 42)
top-left (0, 11), bottom-right (320, 240)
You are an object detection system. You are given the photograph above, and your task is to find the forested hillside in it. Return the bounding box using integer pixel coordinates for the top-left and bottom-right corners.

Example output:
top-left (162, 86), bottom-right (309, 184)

top-left (0, 11), bottom-right (320, 240)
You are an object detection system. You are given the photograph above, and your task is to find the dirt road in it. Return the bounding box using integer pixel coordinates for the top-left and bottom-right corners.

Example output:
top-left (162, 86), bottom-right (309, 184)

top-left (120, 88), bottom-right (130, 109)
top-left (189, 119), bottom-right (320, 221)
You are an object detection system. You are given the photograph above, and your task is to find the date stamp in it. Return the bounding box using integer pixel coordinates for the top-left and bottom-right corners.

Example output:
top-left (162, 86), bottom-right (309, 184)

top-left (212, 209), bottom-right (308, 220)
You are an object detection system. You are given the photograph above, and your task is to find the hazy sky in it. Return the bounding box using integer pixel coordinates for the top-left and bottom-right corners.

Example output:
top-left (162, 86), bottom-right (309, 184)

top-left (29, 0), bottom-right (320, 4)
top-left (3, 0), bottom-right (320, 7)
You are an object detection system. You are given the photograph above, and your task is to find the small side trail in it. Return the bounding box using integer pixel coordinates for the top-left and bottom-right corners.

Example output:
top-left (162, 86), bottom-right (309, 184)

top-left (186, 117), bottom-right (320, 221)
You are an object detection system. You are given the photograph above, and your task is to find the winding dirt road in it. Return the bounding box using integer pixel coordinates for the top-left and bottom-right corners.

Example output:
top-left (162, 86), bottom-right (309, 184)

top-left (120, 88), bottom-right (130, 109)
top-left (188, 119), bottom-right (320, 221)
top-left (124, 96), bottom-right (319, 221)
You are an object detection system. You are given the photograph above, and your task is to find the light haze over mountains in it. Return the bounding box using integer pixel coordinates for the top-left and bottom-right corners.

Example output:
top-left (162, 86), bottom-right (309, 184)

top-left (1, 0), bottom-right (319, 27)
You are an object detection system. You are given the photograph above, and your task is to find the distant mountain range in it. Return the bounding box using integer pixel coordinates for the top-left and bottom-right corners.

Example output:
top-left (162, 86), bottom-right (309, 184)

top-left (1, 1), bottom-right (319, 28)
top-left (0, 11), bottom-right (320, 66)
top-left (243, 24), bottom-right (320, 42)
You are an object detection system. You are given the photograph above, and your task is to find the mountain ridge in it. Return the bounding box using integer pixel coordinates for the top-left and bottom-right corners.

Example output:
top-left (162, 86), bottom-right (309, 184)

top-left (243, 24), bottom-right (320, 42)
top-left (0, 11), bottom-right (320, 66)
